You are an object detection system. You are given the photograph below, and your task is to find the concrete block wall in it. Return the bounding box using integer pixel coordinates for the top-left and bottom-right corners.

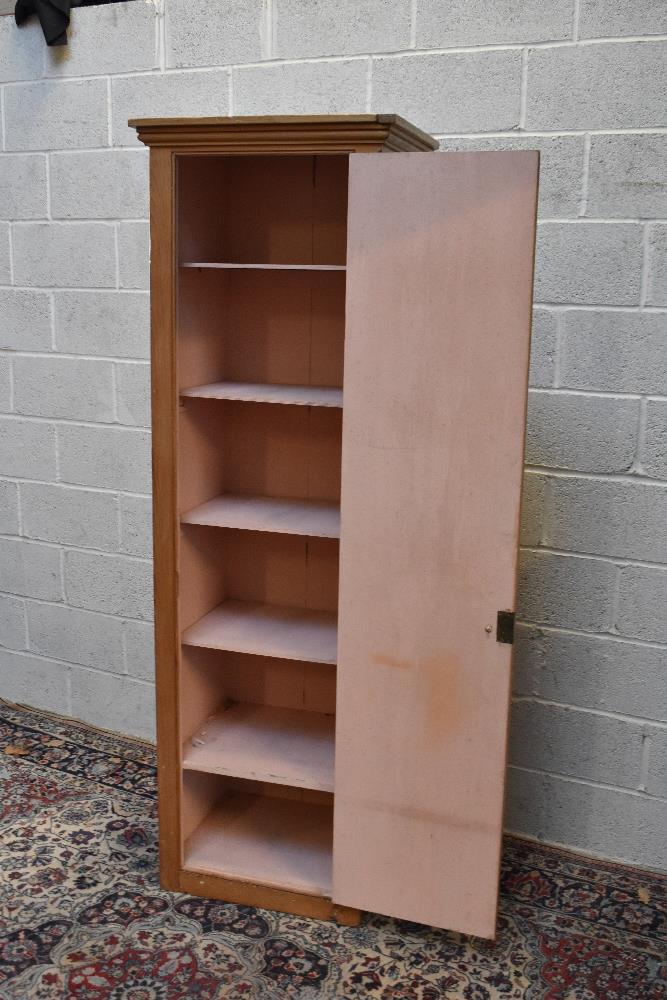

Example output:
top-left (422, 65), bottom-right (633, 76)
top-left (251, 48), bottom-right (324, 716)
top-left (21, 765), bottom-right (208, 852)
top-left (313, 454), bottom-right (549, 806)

top-left (0, 0), bottom-right (665, 870)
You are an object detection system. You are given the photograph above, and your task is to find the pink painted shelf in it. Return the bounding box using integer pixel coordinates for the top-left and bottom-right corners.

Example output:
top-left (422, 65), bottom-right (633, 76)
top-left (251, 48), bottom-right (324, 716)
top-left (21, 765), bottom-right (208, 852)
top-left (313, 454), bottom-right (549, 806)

top-left (183, 703), bottom-right (335, 792)
top-left (180, 381), bottom-right (343, 408)
top-left (181, 494), bottom-right (341, 538)
top-left (182, 600), bottom-right (338, 664)
top-left (180, 262), bottom-right (346, 271)
top-left (184, 792), bottom-right (333, 896)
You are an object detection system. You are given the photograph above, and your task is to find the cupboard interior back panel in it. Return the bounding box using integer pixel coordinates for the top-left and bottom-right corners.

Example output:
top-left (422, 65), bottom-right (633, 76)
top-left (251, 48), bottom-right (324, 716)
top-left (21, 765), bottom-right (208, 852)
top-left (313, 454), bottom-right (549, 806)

top-left (178, 268), bottom-right (346, 390)
top-left (178, 528), bottom-right (340, 630)
top-left (180, 646), bottom-right (337, 743)
top-left (178, 401), bottom-right (343, 513)
top-left (173, 152), bottom-right (347, 899)
top-left (178, 154), bottom-right (348, 265)
top-left (181, 774), bottom-right (334, 897)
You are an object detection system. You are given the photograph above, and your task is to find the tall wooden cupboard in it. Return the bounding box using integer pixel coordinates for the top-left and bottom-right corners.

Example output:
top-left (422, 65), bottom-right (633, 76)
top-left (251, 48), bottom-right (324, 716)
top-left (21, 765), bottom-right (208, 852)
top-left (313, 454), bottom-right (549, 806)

top-left (131, 114), bottom-right (539, 938)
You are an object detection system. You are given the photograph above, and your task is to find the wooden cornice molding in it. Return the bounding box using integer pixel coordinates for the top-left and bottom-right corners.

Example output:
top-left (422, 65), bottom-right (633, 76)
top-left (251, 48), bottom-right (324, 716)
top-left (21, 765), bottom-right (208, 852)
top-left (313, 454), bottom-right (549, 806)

top-left (129, 113), bottom-right (438, 153)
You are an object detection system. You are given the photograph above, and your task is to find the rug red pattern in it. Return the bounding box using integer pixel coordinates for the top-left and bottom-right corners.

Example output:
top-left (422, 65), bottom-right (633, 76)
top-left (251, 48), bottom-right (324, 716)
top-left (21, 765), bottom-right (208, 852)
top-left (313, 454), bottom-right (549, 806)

top-left (0, 700), bottom-right (664, 999)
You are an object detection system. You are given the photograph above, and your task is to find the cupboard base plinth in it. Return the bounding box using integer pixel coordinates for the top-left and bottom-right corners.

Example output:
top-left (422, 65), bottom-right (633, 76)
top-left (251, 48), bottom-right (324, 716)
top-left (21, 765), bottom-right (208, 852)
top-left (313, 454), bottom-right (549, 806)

top-left (174, 868), bottom-right (362, 925)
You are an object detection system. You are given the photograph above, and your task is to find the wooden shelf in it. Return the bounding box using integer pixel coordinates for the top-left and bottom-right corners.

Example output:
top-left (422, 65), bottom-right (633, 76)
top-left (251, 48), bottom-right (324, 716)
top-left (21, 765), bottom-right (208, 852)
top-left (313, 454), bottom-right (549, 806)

top-left (181, 494), bottom-right (341, 538)
top-left (183, 703), bottom-right (335, 792)
top-left (180, 262), bottom-right (346, 271)
top-left (182, 600), bottom-right (337, 664)
top-left (180, 381), bottom-right (344, 408)
top-left (184, 792), bottom-right (333, 896)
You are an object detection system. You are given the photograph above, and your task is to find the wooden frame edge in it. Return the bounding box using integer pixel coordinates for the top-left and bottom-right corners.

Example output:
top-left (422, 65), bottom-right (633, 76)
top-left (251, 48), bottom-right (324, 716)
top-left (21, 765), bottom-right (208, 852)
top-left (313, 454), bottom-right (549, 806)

top-left (150, 146), bottom-right (182, 889)
top-left (178, 869), bottom-right (362, 925)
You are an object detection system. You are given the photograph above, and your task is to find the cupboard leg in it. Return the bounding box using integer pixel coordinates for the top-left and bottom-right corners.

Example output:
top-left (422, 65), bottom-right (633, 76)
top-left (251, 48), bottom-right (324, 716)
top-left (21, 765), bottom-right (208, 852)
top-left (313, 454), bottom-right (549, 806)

top-left (332, 904), bottom-right (362, 927)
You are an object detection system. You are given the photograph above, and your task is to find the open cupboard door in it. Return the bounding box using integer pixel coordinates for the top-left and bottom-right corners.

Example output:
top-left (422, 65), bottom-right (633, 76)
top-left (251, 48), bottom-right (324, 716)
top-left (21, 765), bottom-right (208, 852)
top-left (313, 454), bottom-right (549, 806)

top-left (333, 151), bottom-right (539, 936)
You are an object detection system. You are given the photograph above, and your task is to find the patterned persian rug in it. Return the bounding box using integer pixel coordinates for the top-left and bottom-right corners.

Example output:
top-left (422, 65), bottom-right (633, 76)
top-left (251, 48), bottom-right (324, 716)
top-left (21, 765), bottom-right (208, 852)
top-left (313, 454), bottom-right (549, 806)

top-left (0, 700), bottom-right (664, 999)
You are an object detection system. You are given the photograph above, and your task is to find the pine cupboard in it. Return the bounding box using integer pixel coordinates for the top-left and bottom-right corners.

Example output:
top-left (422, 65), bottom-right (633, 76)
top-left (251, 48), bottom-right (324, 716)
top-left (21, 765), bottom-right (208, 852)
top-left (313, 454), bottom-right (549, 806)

top-left (131, 114), bottom-right (539, 938)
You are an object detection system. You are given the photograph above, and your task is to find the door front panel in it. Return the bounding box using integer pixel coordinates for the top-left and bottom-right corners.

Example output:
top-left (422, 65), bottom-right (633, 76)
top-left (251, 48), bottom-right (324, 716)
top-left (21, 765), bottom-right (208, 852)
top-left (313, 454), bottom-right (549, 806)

top-left (334, 151), bottom-right (539, 936)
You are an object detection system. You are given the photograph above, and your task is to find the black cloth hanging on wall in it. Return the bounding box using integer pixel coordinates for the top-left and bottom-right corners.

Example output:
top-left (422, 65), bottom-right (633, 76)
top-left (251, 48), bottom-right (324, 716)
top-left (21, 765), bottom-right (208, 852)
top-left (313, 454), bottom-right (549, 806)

top-left (15, 0), bottom-right (71, 46)
top-left (15, 0), bottom-right (136, 46)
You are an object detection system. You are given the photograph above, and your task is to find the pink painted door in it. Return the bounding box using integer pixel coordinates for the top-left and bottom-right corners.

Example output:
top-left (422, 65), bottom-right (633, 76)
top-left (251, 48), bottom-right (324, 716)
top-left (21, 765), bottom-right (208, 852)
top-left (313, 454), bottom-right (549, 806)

top-left (333, 151), bottom-right (539, 936)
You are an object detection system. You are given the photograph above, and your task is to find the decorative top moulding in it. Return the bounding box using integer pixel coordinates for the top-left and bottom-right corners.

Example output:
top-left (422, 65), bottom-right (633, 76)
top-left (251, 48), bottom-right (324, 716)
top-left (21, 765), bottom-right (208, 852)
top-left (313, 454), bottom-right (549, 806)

top-left (128, 114), bottom-right (438, 154)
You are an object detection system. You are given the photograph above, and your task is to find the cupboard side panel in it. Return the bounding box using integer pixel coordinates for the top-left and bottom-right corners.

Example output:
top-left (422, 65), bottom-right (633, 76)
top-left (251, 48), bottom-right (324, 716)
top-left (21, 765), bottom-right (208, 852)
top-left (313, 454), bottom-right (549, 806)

top-left (150, 147), bottom-right (182, 888)
top-left (334, 151), bottom-right (539, 937)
